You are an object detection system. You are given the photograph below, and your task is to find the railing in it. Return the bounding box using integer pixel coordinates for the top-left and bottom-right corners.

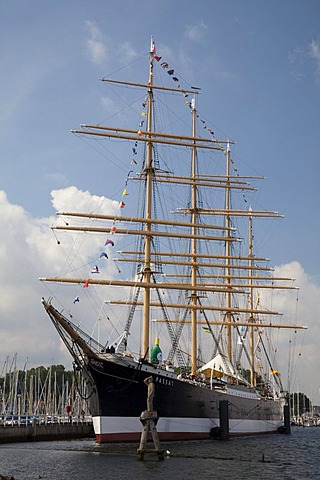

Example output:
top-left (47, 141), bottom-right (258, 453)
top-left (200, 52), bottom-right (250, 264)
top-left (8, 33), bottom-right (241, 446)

top-left (0, 414), bottom-right (92, 427)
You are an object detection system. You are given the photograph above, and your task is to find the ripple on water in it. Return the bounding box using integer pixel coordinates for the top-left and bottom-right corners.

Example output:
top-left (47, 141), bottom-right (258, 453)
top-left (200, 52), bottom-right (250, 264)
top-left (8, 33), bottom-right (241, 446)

top-left (0, 427), bottom-right (320, 480)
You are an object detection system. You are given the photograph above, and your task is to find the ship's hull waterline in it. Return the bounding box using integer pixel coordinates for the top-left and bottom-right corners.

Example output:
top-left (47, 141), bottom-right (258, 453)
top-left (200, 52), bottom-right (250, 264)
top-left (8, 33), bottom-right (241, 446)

top-left (86, 354), bottom-right (284, 443)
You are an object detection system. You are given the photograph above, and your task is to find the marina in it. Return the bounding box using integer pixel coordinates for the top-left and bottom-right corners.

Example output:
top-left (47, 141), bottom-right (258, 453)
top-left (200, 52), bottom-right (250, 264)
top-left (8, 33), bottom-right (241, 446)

top-left (0, 357), bottom-right (93, 444)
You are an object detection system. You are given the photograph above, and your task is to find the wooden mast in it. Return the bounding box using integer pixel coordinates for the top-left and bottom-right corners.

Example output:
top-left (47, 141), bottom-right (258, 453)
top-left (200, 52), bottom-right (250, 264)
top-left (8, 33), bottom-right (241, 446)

top-left (190, 98), bottom-right (198, 375)
top-left (141, 36), bottom-right (155, 360)
top-left (248, 210), bottom-right (256, 386)
top-left (225, 144), bottom-right (233, 361)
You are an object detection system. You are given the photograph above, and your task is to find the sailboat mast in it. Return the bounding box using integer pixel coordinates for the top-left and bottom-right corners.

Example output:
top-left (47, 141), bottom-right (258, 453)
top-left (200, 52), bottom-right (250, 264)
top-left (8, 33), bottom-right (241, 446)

top-left (141, 37), bottom-right (155, 360)
top-left (248, 211), bottom-right (256, 386)
top-left (225, 144), bottom-right (233, 360)
top-left (191, 98), bottom-right (198, 375)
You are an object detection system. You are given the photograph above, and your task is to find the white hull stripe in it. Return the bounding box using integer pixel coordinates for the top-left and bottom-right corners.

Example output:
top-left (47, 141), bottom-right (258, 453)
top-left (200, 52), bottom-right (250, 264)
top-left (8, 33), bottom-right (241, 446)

top-left (93, 415), bottom-right (282, 435)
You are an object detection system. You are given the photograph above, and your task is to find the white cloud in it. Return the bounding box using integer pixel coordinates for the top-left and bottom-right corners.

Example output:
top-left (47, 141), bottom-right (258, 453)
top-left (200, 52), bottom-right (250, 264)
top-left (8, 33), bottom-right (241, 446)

top-left (268, 262), bottom-right (320, 400)
top-left (0, 187), bottom-right (119, 368)
top-left (84, 23), bottom-right (139, 68)
top-left (309, 39), bottom-right (320, 80)
top-left (288, 45), bottom-right (307, 83)
top-left (48, 187), bottom-right (119, 275)
top-left (51, 185), bottom-right (118, 214)
top-left (118, 41), bottom-right (137, 63)
top-left (0, 190), bottom-right (62, 365)
top-left (184, 20), bottom-right (208, 43)
top-left (85, 20), bottom-right (108, 65)
top-left (289, 40), bottom-right (320, 82)
top-left (309, 40), bottom-right (320, 61)
top-left (273, 261), bottom-right (320, 321)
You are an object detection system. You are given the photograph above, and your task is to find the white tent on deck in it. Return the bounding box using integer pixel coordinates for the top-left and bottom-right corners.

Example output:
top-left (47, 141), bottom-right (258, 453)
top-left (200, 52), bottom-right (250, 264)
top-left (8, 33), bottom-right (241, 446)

top-left (197, 353), bottom-right (245, 382)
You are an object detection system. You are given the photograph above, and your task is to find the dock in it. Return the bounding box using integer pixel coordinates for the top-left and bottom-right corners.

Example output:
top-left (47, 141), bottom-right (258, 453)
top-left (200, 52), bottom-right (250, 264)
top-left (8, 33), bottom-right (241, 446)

top-left (0, 416), bottom-right (94, 444)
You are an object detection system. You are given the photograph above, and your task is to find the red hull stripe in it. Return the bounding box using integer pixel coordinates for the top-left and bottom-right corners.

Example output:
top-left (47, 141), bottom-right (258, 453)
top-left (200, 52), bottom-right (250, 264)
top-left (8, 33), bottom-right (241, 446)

top-left (96, 431), bottom-right (211, 443)
top-left (95, 428), bottom-right (278, 443)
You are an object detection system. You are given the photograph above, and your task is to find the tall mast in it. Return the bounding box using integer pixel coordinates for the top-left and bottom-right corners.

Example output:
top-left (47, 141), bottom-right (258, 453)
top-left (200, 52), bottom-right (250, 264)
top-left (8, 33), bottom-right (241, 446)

top-left (191, 98), bottom-right (198, 375)
top-left (225, 143), bottom-right (233, 360)
top-left (248, 211), bottom-right (256, 386)
top-left (141, 37), bottom-right (155, 360)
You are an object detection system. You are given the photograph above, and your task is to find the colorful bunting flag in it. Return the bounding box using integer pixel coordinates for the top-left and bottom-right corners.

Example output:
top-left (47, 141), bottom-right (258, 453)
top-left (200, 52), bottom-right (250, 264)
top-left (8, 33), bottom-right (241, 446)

top-left (105, 239), bottom-right (114, 247)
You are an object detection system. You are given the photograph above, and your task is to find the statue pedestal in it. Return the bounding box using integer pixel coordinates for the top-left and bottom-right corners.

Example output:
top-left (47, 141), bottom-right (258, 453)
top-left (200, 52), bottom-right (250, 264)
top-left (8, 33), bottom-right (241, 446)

top-left (137, 410), bottom-right (164, 461)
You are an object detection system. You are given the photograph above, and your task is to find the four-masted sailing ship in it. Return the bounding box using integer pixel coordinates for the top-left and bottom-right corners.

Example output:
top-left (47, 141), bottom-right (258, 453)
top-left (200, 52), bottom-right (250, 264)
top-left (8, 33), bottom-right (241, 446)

top-left (40, 38), bottom-right (305, 442)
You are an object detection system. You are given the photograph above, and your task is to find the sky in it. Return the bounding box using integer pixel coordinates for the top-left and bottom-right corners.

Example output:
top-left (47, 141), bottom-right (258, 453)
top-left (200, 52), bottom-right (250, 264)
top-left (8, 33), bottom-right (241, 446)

top-left (0, 0), bottom-right (320, 402)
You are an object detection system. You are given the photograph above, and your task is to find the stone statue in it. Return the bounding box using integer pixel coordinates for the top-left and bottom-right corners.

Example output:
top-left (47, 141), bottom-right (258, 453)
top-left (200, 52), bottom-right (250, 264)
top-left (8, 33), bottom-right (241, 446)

top-left (144, 376), bottom-right (155, 412)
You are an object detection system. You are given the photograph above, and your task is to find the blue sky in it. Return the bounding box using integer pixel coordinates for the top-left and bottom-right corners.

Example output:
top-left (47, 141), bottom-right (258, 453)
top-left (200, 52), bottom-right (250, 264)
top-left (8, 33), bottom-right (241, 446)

top-left (0, 0), bottom-right (320, 401)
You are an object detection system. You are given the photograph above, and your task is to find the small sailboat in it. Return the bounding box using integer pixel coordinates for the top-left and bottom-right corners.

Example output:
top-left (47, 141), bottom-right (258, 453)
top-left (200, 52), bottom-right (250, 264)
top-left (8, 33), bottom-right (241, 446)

top-left (40, 37), bottom-right (305, 442)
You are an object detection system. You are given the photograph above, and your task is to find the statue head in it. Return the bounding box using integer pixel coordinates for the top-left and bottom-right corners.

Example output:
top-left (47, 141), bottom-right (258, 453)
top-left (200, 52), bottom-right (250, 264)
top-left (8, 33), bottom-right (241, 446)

top-left (144, 376), bottom-right (153, 385)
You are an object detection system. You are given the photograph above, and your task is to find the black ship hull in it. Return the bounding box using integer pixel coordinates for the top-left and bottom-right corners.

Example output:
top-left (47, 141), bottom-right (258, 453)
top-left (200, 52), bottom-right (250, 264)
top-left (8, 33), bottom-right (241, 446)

top-left (85, 354), bottom-right (284, 443)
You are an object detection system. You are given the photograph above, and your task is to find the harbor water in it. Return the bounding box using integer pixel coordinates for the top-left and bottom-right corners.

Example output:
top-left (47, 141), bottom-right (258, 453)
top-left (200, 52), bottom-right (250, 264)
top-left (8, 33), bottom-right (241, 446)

top-left (0, 426), bottom-right (319, 479)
